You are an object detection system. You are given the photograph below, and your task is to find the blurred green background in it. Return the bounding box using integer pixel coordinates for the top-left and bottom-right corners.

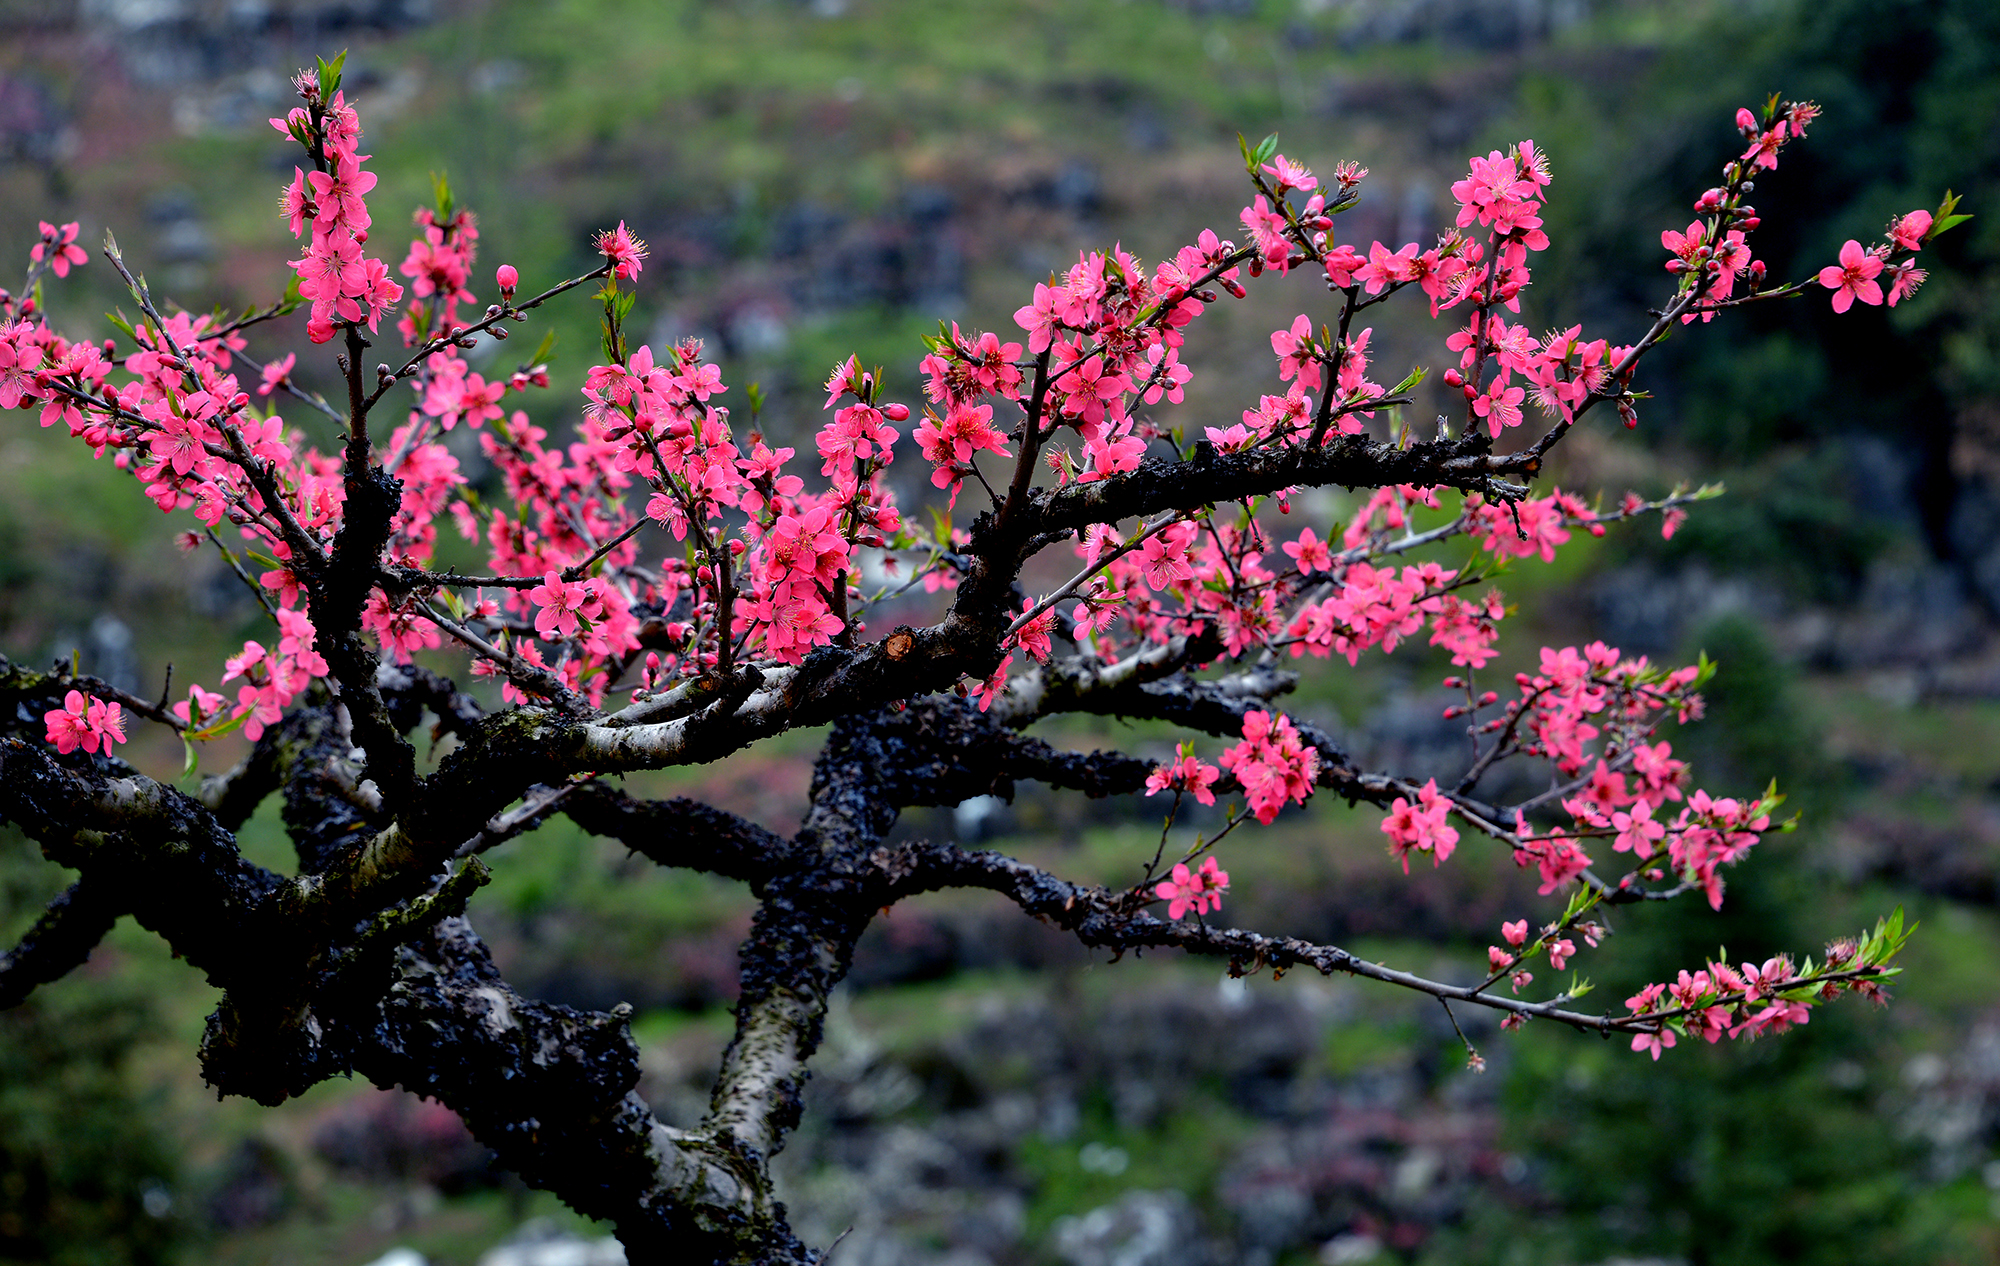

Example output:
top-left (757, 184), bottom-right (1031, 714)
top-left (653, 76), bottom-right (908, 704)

top-left (3, 0), bottom-right (2000, 1263)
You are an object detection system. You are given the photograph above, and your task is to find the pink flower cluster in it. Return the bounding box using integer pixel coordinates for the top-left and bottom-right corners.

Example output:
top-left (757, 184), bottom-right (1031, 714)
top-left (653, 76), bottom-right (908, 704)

top-left (1154, 856), bottom-right (1229, 920)
top-left (9, 79), bottom-right (1925, 1061)
top-left (1144, 743), bottom-right (1222, 806)
top-left (220, 608), bottom-right (329, 740)
top-left (1218, 710), bottom-right (1320, 824)
top-left (1621, 939), bottom-right (1882, 1060)
top-left (1818, 209), bottom-right (1933, 313)
top-left (273, 74), bottom-right (402, 343)
top-left (43, 690), bottom-right (125, 754)
top-left (1380, 779), bottom-right (1459, 872)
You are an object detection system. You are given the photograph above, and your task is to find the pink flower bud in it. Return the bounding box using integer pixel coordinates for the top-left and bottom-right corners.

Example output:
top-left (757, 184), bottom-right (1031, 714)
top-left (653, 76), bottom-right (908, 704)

top-left (882, 402), bottom-right (910, 422)
top-left (496, 265), bottom-right (518, 293)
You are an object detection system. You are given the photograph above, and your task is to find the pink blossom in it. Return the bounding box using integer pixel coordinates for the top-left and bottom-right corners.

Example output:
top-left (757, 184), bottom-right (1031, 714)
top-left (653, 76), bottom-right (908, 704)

top-left (44, 690), bottom-right (97, 754)
top-left (1380, 778), bottom-right (1459, 872)
top-left (1889, 210), bottom-right (1932, 252)
top-left (1270, 314), bottom-right (1321, 389)
top-left (1240, 196), bottom-right (1291, 271)
top-left (1220, 711), bottom-right (1320, 824)
top-left (1007, 599), bottom-right (1056, 663)
top-left (1155, 856), bottom-right (1229, 920)
top-left (31, 221), bottom-right (86, 277)
top-left (258, 353), bottom-right (296, 397)
top-left (527, 571), bottom-right (603, 639)
top-left (1145, 745), bottom-right (1221, 806)
top-left (1631, 1028), bottom-right (1677, 1060)
top-left (596, 221), bottom-right (647, 281)
top-left (1817, 240), bottom-right (1884, 313)
top-left (1884, 261), bottom-right (1926, 307)
top-left (1282, 527), bottom-right (1331, 573)
top-left (1261, 154), bottom-right (1315, 193)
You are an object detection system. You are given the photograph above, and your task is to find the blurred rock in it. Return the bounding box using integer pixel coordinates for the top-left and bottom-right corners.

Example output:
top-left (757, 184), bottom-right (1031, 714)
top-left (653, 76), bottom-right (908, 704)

top-left (1051, 1190), bottom-right (1209, 1266)
top-left (476, 1220), bottom-right (625, 1266)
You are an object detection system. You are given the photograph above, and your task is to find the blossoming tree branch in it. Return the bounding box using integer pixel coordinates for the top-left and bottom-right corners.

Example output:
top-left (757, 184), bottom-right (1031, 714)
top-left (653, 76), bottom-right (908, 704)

top-left (0, 56), bottom-right (1961, 1261)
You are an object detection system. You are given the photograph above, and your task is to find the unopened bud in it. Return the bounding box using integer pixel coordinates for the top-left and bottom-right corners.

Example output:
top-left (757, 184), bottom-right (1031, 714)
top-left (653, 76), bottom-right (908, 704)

top-left (882, 402), bottom-right (910, 422)
top-left (1442, 368), bottom-right (1463, 388)
top-left (496, 264), bottom-right (518, 296)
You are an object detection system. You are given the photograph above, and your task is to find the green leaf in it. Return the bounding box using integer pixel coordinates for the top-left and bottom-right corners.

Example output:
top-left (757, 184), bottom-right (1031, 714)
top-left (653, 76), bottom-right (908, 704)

top-left (1929, 189), bottom-right (1964, 238)
top-left (181, 736), bottom-right (200, 781)
top-left (105, 310), bottom-right (138, 344)
top-left (1931, 212), bottom-right (1973, 239)
top-left (525, 328), bottom-right (558, 369)
top-left (1690, 649), bottom-right (1718, 690)
top-left (186, 709), bottom-right (250, 742)
top-left (430, 170), bottom-right (454, 222)
top-left (1389, 364), bottom-right (1427, 396)
top-left (317, 50), bottom-right (347, 99)
top-left (1251, 133), bottom-right (1280, 167)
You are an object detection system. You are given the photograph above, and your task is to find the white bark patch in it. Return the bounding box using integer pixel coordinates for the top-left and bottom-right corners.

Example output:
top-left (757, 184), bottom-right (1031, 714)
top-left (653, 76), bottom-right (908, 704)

top-left (472, 985), bottom-right (516, 1034)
